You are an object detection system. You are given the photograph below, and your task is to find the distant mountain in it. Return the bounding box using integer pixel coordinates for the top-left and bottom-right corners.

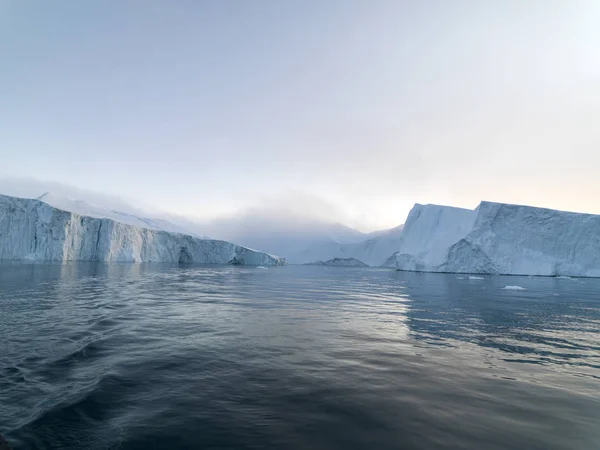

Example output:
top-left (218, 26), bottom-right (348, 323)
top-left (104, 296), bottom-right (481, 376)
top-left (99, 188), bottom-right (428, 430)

top-left (193, 210), bottom-right (376, 263)
top-left (209, 223), bottom-right (405, 265)
top-left (294, 224), bottom-right (404, 266)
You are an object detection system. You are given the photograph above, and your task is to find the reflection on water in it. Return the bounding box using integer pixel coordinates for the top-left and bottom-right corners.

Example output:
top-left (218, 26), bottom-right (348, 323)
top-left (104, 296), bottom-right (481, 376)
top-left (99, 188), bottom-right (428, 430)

top-left (403, 272), bottom-right (600, 380)
top-left (1, 263), bottom-right (599, 449)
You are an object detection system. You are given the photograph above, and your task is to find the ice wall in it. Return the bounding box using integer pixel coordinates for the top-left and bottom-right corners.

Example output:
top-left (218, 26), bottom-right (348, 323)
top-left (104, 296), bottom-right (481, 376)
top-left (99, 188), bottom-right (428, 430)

top-left (390, 201), bottom-right (600, 277)
top-left (0, 195), bottom-right (284, 265)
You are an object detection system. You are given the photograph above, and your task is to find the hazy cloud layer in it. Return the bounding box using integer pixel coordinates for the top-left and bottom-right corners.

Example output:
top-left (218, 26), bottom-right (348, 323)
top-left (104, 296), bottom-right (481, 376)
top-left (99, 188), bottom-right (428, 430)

top-left (1, 1), bottom-right (599, 229)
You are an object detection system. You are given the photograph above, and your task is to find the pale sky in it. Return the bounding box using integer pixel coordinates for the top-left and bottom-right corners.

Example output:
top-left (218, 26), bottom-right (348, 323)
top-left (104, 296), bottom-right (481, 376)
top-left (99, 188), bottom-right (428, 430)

top-left (1, 0), bottom-right (599, 231)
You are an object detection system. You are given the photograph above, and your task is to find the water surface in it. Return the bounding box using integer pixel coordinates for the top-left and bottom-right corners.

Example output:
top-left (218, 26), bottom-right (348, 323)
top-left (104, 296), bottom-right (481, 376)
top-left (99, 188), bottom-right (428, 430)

top-left (1, 263), bottom-right (599, 449)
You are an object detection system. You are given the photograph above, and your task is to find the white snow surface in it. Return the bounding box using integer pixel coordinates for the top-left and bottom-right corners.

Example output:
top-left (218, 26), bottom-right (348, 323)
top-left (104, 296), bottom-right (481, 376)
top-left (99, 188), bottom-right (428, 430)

top-left (0, 195), bottom-right (284, 265)
top-left (389, 201), bottom-right (600, 277)
top-left (36, 192), bottom-right (196, 236)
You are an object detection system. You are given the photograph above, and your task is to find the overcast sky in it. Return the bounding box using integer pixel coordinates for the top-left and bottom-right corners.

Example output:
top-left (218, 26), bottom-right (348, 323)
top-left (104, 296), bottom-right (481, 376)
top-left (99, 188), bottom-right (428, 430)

top-left (1, 0), bottom-right (599, 231)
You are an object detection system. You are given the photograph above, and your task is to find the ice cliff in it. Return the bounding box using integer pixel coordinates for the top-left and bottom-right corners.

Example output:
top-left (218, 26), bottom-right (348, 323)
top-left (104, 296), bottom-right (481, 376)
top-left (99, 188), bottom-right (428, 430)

top-left (385, 201), bottom-right (600, 277)
top-left (0, 195), bottom-right (284, 265)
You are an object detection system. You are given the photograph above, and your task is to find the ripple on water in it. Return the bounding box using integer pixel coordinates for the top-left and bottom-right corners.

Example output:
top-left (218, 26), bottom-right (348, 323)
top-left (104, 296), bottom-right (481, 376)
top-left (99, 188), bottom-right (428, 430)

top-left (1, 264), bottom-right (600, 450)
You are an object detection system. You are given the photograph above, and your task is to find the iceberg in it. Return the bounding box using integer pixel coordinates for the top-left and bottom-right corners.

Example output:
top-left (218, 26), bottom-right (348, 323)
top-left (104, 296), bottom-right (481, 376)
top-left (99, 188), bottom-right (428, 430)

top-left (306, 257), bottom-right (369, 267)
top-left (0, 195), bottom-right (284, 265)
top-left (503, 286), bottom-right (526, 291)
top-left (386, 201), bottom-right (600, 277)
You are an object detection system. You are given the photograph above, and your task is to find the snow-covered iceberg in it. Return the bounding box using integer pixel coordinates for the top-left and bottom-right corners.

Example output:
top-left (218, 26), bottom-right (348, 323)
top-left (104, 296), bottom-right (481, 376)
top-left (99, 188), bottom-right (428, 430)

top-left (36, 192), bottom-right (197, 236)
top-left (0, 195), bottom-right (284, 265)
top-left (385, 201), bottom-right (600, 277)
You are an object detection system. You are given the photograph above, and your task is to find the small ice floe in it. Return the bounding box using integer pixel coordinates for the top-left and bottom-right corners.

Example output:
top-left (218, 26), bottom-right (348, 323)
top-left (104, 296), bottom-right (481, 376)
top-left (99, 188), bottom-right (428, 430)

top-left (503, 285), bottom-right (526, 291)
top-left (256, 266), bottom-right (268, 270)
top-left (556, 276), bottom-right (573, 279)
top-left (469, 276), bottom-right (484, 280)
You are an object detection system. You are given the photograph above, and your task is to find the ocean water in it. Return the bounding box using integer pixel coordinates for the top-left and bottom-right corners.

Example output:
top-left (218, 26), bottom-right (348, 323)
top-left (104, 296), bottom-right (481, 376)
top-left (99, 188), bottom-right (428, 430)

top-left (1, 263), bottom-right (599, 450)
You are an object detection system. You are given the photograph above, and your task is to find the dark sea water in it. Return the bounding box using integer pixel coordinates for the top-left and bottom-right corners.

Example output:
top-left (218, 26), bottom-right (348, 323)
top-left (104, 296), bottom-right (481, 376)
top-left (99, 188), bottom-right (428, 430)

top-left (1, 263), bottom-right (599, 450)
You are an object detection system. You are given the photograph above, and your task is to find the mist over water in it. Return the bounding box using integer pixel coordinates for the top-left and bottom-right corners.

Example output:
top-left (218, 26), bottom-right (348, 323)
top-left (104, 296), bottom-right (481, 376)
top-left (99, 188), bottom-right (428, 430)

top-left (1, 263), bottom-right (599, 450)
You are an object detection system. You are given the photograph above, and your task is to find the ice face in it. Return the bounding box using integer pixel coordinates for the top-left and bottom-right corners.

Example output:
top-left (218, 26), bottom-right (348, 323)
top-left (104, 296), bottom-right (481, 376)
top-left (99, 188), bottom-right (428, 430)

top-left (0, 195), bottom-right (284, 265)
top-left (392, 201), bottom-right (600, 277)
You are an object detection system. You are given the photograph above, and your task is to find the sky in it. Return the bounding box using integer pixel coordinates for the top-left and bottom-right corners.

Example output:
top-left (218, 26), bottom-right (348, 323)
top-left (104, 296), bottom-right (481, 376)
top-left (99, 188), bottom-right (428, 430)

top-left (1, 0), bottom-right (599, 232)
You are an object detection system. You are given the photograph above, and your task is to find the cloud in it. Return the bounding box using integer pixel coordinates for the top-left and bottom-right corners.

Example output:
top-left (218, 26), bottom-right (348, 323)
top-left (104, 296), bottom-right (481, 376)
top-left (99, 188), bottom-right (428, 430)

top-left (238, 190), bottom-right (352, 224)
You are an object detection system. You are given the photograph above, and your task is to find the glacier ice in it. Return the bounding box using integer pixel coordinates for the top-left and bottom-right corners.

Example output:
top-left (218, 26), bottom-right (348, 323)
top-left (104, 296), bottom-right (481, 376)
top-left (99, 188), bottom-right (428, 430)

top-left (306, 257), bottom-right (369, 267)
top-left (387, 201), bottom-right (600, 277)
top-left (381, 204), bottom-right (477, 271)
top-left (0, 195), bottom-right (284, 265)
top-left (36, 192), bottom-right (197, 236)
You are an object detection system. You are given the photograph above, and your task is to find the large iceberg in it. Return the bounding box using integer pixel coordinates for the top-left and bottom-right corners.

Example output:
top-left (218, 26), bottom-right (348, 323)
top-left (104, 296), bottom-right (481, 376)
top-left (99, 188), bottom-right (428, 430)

top-left (0, 195), bottom-right (284, 265)
top-left (385, 201), bottom-right (600, 277)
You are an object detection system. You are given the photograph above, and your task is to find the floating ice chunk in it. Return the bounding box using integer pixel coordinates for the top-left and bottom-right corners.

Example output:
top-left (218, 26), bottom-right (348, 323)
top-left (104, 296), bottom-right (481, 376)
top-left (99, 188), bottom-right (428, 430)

top-left (503, 285), bottom-right (526, 291)
top-left (469, 276), bottom-right (484, 280)
top-left (256, 266), bottom-right (268, 270)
